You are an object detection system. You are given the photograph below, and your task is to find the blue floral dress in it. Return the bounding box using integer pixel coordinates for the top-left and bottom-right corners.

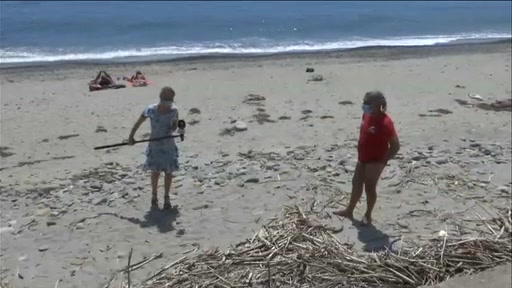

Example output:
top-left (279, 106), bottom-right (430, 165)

top-left (142, 103), bottom-right (180, 173)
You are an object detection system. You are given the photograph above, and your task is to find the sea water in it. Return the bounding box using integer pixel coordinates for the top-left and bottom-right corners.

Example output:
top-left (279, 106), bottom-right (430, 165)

top-left (0, 1), bottom-right (510, 65)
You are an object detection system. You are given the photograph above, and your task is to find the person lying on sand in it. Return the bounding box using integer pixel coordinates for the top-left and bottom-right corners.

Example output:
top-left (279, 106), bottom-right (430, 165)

top-left (89, 70), bottom-right (115, 90)
top-left (123, 70), bottom-right (148, 87)
top-left (333, 91), bottom-right (400, 225)
top-left (128, 86), bottom-right (180, 210)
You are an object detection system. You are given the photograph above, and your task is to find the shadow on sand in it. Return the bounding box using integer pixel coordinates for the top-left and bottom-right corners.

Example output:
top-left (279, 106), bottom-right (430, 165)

top-left (98, 206), bottom-right (180, 233)
top-left (351, 219), bottom-right (395, 253)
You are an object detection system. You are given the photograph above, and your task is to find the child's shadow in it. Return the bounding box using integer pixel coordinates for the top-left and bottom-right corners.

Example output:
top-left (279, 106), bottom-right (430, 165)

top-left (351, 219), bottom-right (394, 253)
top-left (112, 206), bottom-right (180, 233)
top-left (139, 206), bottom-right (179, 233)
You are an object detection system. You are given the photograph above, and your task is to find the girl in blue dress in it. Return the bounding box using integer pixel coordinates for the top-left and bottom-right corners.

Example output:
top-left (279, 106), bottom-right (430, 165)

top-left (128, 86), bottom-right (180, 209)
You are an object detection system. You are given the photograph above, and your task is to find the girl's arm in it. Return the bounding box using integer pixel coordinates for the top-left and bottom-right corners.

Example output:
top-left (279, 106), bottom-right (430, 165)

top-left (170, 110), bottom-right (179, 133)
top-left (385, 136), bottom-right (400, 163)
top-left (128, 115), bottom-right (147, 145)
top-left (384, 118), bottom-right (400, 164)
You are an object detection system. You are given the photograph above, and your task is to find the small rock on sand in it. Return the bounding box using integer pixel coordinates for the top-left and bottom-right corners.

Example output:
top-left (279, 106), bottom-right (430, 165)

top-left (244, 94), bottom-right (266, 103)
top-left (214, 178), bottom-right (226, 186)
top-left (233, 121), bottom-right (248, 132)
top-left (0, 227), bottom-right (15, 235)
top-left (38, 245), bottom-right (49, 252)
top-left (35, 208), bottom-right (52, 217)
top-left (498, 186), bottom-right (510, 194)
top-left (308, 74), bottom-right (323, 82)
top-left (245, 177), bottom-right (260, 184)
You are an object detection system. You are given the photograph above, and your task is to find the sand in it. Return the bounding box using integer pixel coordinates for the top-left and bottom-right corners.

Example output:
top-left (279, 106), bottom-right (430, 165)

top-left (1, 41), bottom-right (511, 288)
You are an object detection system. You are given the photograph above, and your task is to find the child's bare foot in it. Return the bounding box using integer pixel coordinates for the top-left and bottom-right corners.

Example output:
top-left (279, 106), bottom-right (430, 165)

top-left (163, 195), bottom-right (172, 210)
top-left (333, 210), bottom-right (354, 219)
top-left (151, 196), bottom-right (158, 209)
top-left (361, 215), bottom-right (372, 226)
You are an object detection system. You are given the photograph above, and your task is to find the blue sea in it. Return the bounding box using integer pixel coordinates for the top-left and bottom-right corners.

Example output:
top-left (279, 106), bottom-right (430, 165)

top-left (0, 1), bottom-right (511, 65)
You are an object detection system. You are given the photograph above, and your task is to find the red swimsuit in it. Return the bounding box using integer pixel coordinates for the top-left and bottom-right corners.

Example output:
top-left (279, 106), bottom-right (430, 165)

top-left (357, 113), bottom-right (397, 163)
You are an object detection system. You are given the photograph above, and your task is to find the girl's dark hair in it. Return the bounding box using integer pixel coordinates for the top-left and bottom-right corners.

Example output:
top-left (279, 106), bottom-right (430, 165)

top-left (365, 90), bottom-right (387, 112)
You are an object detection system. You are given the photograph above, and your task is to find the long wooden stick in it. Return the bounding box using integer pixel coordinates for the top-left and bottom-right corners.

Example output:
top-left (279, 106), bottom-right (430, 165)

top-left (94, 134), bottom-right (182, 150)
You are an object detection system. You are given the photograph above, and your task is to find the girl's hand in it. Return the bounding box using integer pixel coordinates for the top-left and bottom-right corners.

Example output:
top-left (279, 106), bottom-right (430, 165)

top-left (128, 136), bottom-right (136, 146)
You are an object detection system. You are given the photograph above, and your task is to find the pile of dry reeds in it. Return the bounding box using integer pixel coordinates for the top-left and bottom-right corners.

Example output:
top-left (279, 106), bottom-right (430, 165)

top-left (137, 206), bottom-right (511, 288)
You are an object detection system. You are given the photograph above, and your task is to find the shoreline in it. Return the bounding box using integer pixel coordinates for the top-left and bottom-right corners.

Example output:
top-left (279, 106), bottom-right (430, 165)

top-left (1, 38), bottom-right (510, 73)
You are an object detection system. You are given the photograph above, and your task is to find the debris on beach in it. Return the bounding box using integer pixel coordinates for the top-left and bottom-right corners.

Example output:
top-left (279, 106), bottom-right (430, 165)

top-left (306, 67), bottom-right (315, 73)
top-left (307, 74), bottom-right (324, 82)
top-left (467, 93), bottom-right (484, 101)
top-left (233, 120), bottom-right (248, 131)
top-left (57, 134), bottom-right (80, 140)
top-left (419, 108), bottom-right (453, 118)
top-left (95, 126), bottom-right (108, 133)
top-left (338, 100), bottom-right (354, 106)
top-left (243, 94), bottom-right (266, 106)
top-left (0, 146), bottom-right (15, 158)
top-left (454, 97), bottom-right (512, 112)
top-left (187, 119), bottom-right (200, 126)
top-left (140, 205), bottom-right (512, 288)
top-left (252, 112), bottom-right (276, 124)
top-left (188, 108), bottom-right (201, 115)
top-left (220, 120), bottom-right (248, 136)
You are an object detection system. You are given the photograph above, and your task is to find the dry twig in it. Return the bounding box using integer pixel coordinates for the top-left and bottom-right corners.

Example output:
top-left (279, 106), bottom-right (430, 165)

top-left (136, 206), bottom-right (511, 288)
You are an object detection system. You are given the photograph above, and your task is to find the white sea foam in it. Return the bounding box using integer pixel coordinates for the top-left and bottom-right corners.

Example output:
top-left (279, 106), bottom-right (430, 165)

top-left (1, 33), bottom-right (510, 64)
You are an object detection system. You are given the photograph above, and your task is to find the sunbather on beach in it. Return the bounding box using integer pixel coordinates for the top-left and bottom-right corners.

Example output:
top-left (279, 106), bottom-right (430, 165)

top-left (124, 70), bottom-right (148, 87)
top-left (89, 70), bottom-right (115, 90)
top-left (333, 91), bottom-right (400, 225)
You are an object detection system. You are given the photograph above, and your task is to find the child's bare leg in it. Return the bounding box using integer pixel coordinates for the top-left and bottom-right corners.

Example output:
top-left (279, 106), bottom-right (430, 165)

top-left (163, 173), bottom-right (173, 209)
top-left (150, 171), bottom-right (160, 204)
top-left (164, 173), bottom-right (173, 197)
top-left (333, 162), bottom-right (365, 218)
top-left (362, 163), bottom-right (386, 225)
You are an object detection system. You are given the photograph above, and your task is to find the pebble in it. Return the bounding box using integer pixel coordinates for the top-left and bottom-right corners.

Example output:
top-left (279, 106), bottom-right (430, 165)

top-left (38, 184), bottom-right (61, 193)
top-left (35, 207), bottom-right (52, 217)
top-left (233, 121), bottom-right (248, 132)
top-left (344, 166), bottom-right (355, 173)
top-left (411, 155), bottom-right (425, 161)
top-left (245, 177), bottom-right (260, 184)
top-left (0, 227), bottom-right (15, 235)
top-left (93, 197), bottom-right (108, 206)
top-left (214, 178), bottom-right (226, 186)
top-left (498, 186), bottom-right (510, 194)
top-left (121, 178), bottom-right (137, 185)
top-left (38, 245), bottom-right (49, 252)
top-left (192, 204), bottom-right (209, 210)
top-left (434, 158), bottom-right (449, 165)
top-left (89, 182), bottom-right (103, 191)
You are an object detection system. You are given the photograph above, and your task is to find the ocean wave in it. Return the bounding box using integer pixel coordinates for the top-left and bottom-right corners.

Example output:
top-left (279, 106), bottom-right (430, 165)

top-left (1, 33), bottom-right (510, 64)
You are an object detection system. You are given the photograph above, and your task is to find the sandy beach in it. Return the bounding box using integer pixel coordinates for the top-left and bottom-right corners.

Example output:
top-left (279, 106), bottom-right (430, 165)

top-left (1, 41), bottom-right (511, 288)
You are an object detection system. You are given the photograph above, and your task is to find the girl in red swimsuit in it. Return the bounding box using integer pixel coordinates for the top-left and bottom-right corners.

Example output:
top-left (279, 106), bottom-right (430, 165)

top-left (334, 91), bottom-right (400, 225)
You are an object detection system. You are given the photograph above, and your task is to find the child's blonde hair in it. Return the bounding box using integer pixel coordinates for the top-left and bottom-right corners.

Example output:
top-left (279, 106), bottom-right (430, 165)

top-left (159, 86), bottom-right (175, 101)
